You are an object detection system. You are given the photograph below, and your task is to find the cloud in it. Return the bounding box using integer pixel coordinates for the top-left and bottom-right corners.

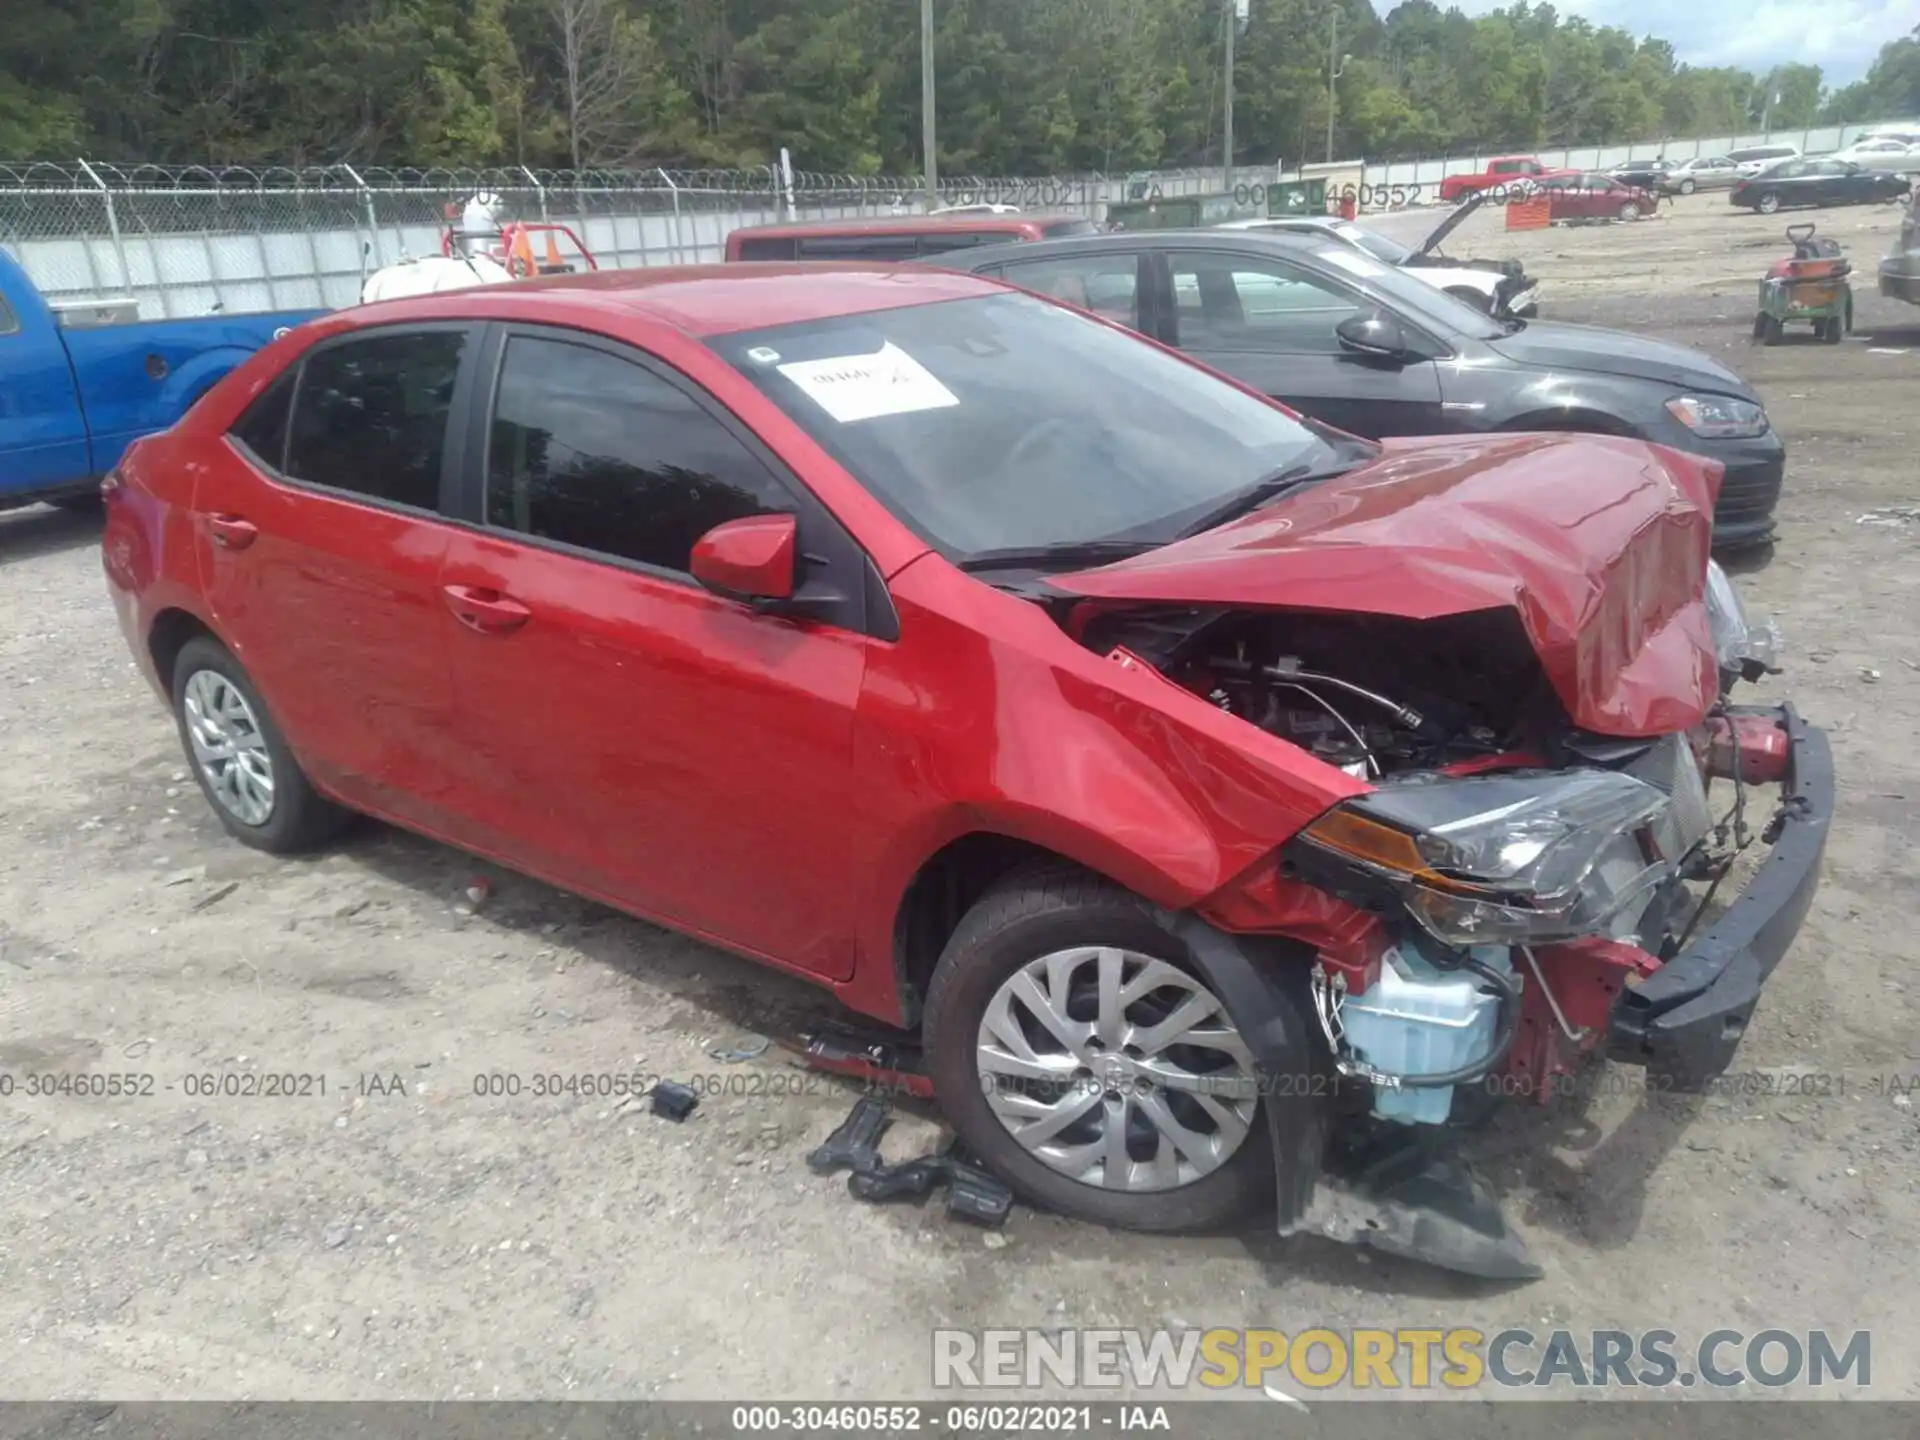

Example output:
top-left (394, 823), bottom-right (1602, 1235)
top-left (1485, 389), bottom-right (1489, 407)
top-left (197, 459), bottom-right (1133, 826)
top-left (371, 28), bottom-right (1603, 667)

top-left (1374, 0), bottom-right (1920, 84)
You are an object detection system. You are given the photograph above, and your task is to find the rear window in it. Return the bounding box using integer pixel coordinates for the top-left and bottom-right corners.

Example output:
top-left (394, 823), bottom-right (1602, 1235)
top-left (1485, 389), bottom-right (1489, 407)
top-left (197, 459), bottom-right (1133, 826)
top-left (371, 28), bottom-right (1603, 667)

top-left (1041, 218), bottom-right (1097, 237)
top-left (796, 235), bottom-right (922, 261)
top-left (734, 237), bottom-right (798, 261)
top-left (917, 231), bottom-right (1023, 256)
top-left (229, 370), bottom-right (296, 470)
top-left (285, 329), bottom-right (465, 512)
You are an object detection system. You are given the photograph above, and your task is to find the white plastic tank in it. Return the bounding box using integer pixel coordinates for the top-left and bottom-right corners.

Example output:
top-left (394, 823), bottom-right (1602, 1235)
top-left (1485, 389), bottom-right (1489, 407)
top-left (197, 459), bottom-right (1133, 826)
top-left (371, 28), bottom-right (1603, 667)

top-left (359, 254), bottom-right (514, 305)
top-left (1341, 940), bottom-right (1513, 1124)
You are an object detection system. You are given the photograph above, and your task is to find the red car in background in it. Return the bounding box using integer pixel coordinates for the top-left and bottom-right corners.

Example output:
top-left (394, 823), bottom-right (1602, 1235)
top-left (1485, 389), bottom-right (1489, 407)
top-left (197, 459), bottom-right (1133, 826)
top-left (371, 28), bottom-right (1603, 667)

top-left (101, 265), bottom-right (1827, 1278)
top-left (1436, 154), bottom-right (1578, 203)
top-left (1540, 171), bottom-right (1660, 222)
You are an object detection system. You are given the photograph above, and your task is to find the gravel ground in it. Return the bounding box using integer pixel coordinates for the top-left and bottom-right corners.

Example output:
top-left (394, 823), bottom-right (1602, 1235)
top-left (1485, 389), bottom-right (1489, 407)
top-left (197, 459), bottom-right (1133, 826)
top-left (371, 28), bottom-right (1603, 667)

top-left (2, 193), bottom-right (1917, 1401)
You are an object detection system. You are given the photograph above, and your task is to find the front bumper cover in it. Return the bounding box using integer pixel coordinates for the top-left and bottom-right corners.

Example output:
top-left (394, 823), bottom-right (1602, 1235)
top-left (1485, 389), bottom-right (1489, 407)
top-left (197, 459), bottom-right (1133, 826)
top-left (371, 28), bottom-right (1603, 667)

top-left (1607, 703), bottom-right (1832, 1085)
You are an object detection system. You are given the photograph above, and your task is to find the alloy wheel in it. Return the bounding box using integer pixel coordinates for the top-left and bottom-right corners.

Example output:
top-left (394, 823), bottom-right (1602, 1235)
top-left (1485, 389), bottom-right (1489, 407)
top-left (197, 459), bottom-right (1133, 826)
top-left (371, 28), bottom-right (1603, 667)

top-left (974, 947), bottom-right (1259, 1192)
top-left (182, 669), bottom-right (276, 826)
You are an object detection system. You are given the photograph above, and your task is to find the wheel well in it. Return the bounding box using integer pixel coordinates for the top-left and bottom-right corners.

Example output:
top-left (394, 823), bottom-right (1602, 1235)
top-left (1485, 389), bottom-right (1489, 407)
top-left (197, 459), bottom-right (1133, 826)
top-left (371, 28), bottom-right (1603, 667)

top-left (147, 608), bottom-right (216, 690)
top-left (1501, 409), bottom-right (1635, 437)
top-left (891, 833), bottom-right (1085, 1028)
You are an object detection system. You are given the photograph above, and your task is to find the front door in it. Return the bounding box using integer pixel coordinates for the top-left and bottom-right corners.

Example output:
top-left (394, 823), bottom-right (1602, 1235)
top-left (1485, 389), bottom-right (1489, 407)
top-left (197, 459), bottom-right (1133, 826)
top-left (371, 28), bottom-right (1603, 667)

top-left (435, 328), bottom-right (872, 979)
top-left (195, 325), bottom-right (472, 829)
top-left (1159, 247), bottom-right (1444, 438)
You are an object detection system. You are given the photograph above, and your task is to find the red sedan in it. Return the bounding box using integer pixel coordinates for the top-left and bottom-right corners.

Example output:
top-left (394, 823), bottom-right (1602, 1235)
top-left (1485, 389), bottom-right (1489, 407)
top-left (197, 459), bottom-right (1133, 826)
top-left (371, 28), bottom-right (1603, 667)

top-left (1542, 171), bottom-right (1659, 222)
top-left (102, 265), bottom-right (1826, 1274)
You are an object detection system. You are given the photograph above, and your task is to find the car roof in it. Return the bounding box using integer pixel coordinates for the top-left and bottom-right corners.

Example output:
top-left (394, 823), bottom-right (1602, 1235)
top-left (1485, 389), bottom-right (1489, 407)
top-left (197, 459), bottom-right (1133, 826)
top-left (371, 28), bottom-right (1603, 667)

top-left (726, 213), bottom-right (1085, 240)
top-left (343, 263), bottom-right (1011, 338)
top-left (935, 228), bottom-right (1337, 270)
top-left (1216, 215), bottom-right (1341, 230)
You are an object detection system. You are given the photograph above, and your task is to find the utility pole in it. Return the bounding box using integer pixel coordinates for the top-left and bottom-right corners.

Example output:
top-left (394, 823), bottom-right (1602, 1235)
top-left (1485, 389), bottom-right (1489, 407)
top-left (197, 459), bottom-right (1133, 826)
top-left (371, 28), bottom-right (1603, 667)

top-left (921, 0), bottom-right (938, 207)
top-left (1326, 11), bottom-right (1349, 163)
top-left (1224, 3), bottom-right (1235, 192)
top-left (1224, 0), bottom-right (1248, 192)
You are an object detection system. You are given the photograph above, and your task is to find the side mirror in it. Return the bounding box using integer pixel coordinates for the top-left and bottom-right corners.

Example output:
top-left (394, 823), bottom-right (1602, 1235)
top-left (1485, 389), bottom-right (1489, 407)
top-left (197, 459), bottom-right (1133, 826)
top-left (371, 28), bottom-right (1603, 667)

top-left (1336, 311), bottom-right (1413, 363)
top-left (690, 513), bottom-right (797, 603)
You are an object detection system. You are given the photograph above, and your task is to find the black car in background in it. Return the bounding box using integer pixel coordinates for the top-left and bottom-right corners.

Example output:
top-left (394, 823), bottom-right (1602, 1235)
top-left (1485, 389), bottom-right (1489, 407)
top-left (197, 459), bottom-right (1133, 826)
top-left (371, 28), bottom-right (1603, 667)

top-left (1608, 158), bottom-right (1671, 190)
top-left (1731, 159), bottom-right (1911, 213)
top-left (940, 230), bottom-right (1787, 548)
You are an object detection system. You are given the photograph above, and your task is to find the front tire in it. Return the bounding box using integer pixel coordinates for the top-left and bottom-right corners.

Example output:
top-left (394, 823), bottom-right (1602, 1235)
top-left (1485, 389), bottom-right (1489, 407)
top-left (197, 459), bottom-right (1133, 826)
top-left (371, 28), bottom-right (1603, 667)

top-left (1617, 201), bottom-right (1642, 221)
top-left (923, 866), bottom-right (1296, 1232)
top-left (171, 636), bottom-right (349, 853)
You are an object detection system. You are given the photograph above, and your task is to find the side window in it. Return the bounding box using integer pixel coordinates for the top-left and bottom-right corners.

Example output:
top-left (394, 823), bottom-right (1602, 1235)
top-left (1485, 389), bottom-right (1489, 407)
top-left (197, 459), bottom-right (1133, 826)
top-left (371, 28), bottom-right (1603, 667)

top-left (486, 335), bottom-right (793, 575)
top-left (796, 235), bottom-right (920, 261)
top-left (735, 237), bottom-right (798, 261)
top-left (285, 330), bottom-right (465, 510)
top-left (229, 369), bottom-right (297, 471)
top-left (999, 255), bottom-right (1141, 330)
top-left (1166, 251), bottom-right (1360, 352)
top-left (0, 292), bottom-right (17, 337)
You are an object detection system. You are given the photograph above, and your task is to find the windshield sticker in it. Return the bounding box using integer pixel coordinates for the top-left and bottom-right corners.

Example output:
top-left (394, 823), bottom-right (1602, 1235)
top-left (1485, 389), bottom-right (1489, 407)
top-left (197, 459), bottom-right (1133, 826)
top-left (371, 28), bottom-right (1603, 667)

top-left (1318, 247), bottom-right (1393, 281)
top-left (775, 342), bottom-right (960, 423)
top-left (745, 346), bottom-right (782, 366)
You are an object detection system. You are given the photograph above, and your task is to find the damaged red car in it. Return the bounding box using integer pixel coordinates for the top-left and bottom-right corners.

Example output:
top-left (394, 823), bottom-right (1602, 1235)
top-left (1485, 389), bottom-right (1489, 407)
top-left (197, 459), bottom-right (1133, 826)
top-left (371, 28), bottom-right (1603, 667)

top-left (102, 266), bottom-right (1830, 1278)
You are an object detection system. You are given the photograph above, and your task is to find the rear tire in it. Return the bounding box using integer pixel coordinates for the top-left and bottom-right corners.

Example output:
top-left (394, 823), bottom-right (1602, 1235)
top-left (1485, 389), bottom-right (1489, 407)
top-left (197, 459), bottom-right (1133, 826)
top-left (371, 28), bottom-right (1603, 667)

top-left (171, 636), bottom-right (350, 854)
top-left (922, 865), bottom-right (1302, 1232)
top-left (1823, 314), bottom-right (1845, 344)
top-left (1679, 179), bottom-right (1697, 196)
top-left (1756, 191), bottom-right (1782, 215)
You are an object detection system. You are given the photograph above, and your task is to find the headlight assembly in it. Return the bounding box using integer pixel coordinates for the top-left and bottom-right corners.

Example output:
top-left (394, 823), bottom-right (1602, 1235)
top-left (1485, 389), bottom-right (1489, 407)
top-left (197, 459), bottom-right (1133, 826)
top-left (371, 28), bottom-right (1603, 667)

top-left (1704, 558), bottom-right (1784, 676)
top-left (1295, 770), bottom-right (1675, 946)
top-left (1666, 394), bottom-right (1769, 438)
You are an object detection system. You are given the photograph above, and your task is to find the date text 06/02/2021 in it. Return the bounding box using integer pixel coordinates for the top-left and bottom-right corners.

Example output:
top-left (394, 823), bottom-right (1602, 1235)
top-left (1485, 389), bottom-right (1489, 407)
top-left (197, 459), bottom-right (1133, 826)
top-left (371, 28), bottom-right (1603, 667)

top-left (729, 1405), bottom-right (1166, 1433)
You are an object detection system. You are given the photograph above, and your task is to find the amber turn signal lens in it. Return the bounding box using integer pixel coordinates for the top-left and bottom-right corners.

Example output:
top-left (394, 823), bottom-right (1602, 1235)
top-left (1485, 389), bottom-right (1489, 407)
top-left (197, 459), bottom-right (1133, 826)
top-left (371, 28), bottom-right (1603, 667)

top-left (1302, 807), bottom-right (1431, 876)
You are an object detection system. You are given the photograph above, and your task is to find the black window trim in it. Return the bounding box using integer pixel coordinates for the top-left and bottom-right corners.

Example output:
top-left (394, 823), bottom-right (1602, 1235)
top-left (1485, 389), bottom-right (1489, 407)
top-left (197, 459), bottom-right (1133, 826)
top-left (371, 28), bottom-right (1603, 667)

top-left (458, 320), bottom-right (896, 641)
top-left (224, 320), bottom-right (480, 522)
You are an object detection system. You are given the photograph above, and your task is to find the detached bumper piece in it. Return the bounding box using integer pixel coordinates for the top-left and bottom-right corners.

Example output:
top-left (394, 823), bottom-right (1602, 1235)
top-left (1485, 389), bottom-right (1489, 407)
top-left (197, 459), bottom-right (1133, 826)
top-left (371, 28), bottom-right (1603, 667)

top-left (808, 1093), bottom-right (1013, 1226)
top-left (1608, 703), bottom-right (1833, 1087)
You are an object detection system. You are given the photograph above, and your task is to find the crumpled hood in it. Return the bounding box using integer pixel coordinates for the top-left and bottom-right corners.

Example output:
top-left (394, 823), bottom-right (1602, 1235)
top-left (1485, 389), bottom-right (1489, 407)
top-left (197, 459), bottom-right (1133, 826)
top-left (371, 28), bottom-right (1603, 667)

top-left (1488, 320), bottom-right (1755, 394)
top-left (1055, 432), bottom-right (1723, 737)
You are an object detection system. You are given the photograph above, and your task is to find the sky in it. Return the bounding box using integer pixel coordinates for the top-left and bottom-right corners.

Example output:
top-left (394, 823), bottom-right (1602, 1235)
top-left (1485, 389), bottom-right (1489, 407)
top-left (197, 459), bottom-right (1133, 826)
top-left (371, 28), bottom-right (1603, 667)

top-left (1377, 0), bottom-right (1920, 86)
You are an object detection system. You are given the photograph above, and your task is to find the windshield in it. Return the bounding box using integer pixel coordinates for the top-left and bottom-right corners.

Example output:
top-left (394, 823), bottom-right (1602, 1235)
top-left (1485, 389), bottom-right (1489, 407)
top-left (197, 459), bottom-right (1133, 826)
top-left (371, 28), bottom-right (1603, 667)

top-left (1337, 224), bottom-right (1410, 264)
top-left (711, 292), bottom-right (1345, 560)
top-left (1298, 240), bottom-right (1508, 339)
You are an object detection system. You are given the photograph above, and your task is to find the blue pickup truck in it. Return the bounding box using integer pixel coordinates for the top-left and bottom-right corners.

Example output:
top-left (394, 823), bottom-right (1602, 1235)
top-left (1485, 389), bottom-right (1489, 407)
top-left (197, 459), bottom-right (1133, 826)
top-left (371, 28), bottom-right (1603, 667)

top-left (1, 246), bottom-right (321, 512)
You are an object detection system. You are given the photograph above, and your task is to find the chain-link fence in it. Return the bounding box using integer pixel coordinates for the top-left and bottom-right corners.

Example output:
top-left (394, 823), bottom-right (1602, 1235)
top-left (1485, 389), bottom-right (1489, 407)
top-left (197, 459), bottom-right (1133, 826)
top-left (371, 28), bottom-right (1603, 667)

top-left (0, 161), bottom-right (1229, 320)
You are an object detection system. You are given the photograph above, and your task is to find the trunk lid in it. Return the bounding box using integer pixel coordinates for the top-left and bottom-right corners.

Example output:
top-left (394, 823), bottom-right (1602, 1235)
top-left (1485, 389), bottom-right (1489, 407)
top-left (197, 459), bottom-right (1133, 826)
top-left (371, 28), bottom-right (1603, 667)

top-left (1053, 432), bottom-right (1722, 737)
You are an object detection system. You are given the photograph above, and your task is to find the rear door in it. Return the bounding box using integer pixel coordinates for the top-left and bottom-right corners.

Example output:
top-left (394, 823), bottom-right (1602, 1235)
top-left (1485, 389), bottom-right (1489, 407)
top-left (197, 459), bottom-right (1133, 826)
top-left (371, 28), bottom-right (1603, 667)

top-left (1158, 246), bottom-right (1444, 437)
top-left (196, 324), bottom-right (473, 828)
top-left (433, 326), bottom-right (876, 978)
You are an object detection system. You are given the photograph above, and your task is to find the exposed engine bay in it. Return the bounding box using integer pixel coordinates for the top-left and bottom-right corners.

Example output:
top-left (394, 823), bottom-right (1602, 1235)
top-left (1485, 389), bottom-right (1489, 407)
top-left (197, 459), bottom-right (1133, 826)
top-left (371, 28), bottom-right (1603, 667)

top-left (1081, 603), bottom-right (1567, 779)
